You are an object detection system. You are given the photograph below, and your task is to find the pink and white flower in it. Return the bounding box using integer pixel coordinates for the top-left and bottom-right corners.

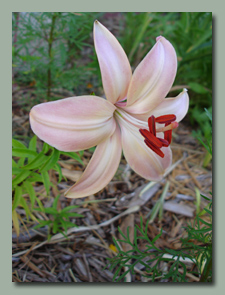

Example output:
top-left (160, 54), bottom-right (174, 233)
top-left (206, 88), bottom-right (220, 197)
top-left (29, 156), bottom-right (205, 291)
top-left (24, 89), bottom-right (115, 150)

top-left (29, 20), bottom-right (189, 199)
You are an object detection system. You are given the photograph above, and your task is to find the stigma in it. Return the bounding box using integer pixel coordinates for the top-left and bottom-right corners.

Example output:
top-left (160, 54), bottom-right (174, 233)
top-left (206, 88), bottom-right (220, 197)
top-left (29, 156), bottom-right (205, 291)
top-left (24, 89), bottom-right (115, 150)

top-left (139, 114), bottom-right (178, 158)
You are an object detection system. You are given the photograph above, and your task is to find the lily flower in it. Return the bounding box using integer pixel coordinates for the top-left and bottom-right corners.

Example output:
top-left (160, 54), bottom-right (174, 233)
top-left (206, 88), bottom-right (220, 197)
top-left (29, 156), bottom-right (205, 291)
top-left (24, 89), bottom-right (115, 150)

top-left (29, 21), bottom-right (189, 199)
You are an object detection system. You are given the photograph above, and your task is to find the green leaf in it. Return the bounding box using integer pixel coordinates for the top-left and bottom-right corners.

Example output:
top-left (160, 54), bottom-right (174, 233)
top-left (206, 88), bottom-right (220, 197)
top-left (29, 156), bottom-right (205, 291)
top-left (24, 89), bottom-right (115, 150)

top-left (53, 163), bottom-right (63, 182)
top-left (12, 148), bottom-right (37, 158)
top-left (41, 171), bottom-right (51, 195)
top-left (27, 172), bottom-right (43, 183)
top-left (12, 139), bottom-right (27, 149)
top-left (52, 194), bottom-right (60, 210)
top-left (61, 151), bottom-right (84, 165)
top-left (60, 205), bottom-right (79, 213)
top-left (12, 167), bottom-right (23, 175)
top-left (33, 220), bottom-right (52, 229)
top-left (188, 82), bottom-right (209, 94)
top-left (128, 12), bottom-right (152, 61)
top-left (43, 207), bottom-right (59, 215)
top-left (203, 208), bottom-right (212, 216)
top-left (35, 198), bottom-right (45, 212)
top-left (200, 194), bottom-right (211, 202)
top-left (12, 186), bottom-right (23, 211)
top-left (18, 157), bottom-right (25, 167)
top-left (42, 142), bottom-right (50, 154)
top-left (12, 170), bottom-right (31, 187)
top-left (22, 180), bottom-right (36, 208)
top-left (12, 159), bottom-right (18, 168)
top-left (20, 197), bottom-right (32, 220)
top-left (22, 153), bottom-right (47, 170)
top-left (53, 221), bottom-right (59, 233)
top-left (28, 135), bottom-right (37, 151)
top-left (204, 108), bottom-right (212, 122)
top-left (40, 148), bottom-right (60, 172)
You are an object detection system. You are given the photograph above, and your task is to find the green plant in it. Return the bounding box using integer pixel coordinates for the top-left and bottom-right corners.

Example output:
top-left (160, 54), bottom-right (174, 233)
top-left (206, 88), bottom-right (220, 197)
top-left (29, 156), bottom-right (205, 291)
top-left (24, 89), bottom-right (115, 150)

top-left (33, 194), bottom-right (83, 239)
top-left (12, 136), bottom-right (83, 235)
top-left (12, 12), bottom-right (103, 101)
top-left (107, 195), bottom-right (212, 282)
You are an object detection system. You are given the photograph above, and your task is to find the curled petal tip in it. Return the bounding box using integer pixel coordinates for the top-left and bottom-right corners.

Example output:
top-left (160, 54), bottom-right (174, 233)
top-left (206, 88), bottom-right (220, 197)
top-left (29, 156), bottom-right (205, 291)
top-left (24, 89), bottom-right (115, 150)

top-left (156, 35), bottom-right (163, 42)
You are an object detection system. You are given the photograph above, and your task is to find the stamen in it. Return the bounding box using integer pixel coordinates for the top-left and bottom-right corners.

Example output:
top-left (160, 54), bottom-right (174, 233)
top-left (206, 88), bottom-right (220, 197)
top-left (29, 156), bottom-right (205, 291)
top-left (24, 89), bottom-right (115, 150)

top-left (157, 138), bottom-right (169, 147)
top-left (155, 114), bottom-right (176, 124)
top-left (140, 113), bottom-right (178, 157)
top-left (163, 123), bottom-right (172, 144)
top-left (156, 121), bottom-right (179, 133)
top-left (148, 116), bottom-right (156, 136)
top-left (139, 129), bottom-right (163, 148)
top-left (144, 139), bottom-right (164, 158)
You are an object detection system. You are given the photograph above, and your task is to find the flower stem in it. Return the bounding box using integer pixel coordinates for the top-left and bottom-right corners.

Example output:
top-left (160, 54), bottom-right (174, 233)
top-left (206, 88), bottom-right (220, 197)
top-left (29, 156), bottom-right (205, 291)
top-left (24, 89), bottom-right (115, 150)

top-left (47, 13), bottom-right (57, 99)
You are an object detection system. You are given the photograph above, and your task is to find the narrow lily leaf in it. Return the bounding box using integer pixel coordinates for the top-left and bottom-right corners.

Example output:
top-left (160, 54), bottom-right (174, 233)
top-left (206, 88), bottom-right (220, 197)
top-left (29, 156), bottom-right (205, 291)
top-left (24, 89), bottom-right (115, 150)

top-left (53, 163), bottom-right (63, 182)
top-left (12, 186), bottom-right (22, 211)
top-left (18, 157), bottom-right (25, 167)
top-left (22, 153), bottom-right (47, 170)
top-left (33, 220), bottom-right (52, 230)
top-left (28, 135), bottom-right (37, 151)
top-left (12, 167), bottom-right (23, 175)
top-left (41, 171), bottom-right (51, 195)
top-left (12, 159), bottom-right (18, 167)
top-left (42, 207), bottom-right (58, 215)
top-left (40, 148), bottom-right (60, 172)
top-left (12, 139), bottom-right (27, 149)
top-left (61, 151), bottom-right (84, 165)
top-left (28, 135), bottom-right (38, 164)
top-left (22, 180), bottom-right (36, 209)
top-left (35, 197), bottom-right (45, 212)
top-left (12, 170), bottom-right (31, 187)
top-left (12, 148), bottom-right (37, 158)
top-left (53, 194), bottom-right (60, 210)
top-left (60, 205), bottom-right (79, 213)
top-left (20, 197), bottom-right (32, 220)
top-left (27, 172), bottom-right (43, 183)
top-left (79, 150), bottom-right (84, 157)
top-left (42, 142), bottom-right (50, 154)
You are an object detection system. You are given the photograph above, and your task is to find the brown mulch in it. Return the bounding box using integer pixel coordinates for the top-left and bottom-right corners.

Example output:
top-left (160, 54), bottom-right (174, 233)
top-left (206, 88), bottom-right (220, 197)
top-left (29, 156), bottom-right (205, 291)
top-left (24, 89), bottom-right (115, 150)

top-left (12, 90), bottom-right (212, 283)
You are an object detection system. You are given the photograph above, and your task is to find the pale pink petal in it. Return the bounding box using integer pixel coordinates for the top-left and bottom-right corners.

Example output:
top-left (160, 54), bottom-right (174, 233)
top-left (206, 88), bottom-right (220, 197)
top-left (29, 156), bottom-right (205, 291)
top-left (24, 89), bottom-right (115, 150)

top-left (65, 124), bottom-right (122, 199)
top-left (128, 89), bottom-right (189, 122)
top-left (118, 119), bottom-right (172, 181)
top-left (151, 89), bottom-right (189, 122)
top-left (29, 95), bottom-right (116, 152)
top-left (124, 36), bottom-right (177, 114)
top-left (94, 20), bottom-right (132, 104)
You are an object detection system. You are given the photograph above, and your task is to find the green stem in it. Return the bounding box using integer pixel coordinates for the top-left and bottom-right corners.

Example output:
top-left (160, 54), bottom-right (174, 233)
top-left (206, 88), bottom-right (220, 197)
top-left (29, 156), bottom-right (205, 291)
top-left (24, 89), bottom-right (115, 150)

top-left (199, 256), bottom-right (212, 282)
top-left (47, 13), bottom-right (57, 98)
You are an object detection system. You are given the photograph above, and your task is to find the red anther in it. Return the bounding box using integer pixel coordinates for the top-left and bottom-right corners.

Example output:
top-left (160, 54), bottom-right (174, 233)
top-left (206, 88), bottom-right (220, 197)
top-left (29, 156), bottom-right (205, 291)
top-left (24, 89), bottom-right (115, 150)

top-left (144, 139), bottom-right (164, 158)
top-left (164, 123), bottom-right (172, 144)
top-left (139, 129), bottom-right (163, 148)
top-left (155, 114), bottom-right (176, 124)
top-left (157, 138), bottom-right (169, 147)
top-left (148, 115), bottom-right (156, 136)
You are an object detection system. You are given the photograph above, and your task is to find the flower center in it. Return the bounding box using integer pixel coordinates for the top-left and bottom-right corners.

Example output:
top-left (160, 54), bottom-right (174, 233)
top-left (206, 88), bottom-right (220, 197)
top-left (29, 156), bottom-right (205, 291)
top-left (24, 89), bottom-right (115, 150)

top-left (139, 114), bottom-right (178, 158)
